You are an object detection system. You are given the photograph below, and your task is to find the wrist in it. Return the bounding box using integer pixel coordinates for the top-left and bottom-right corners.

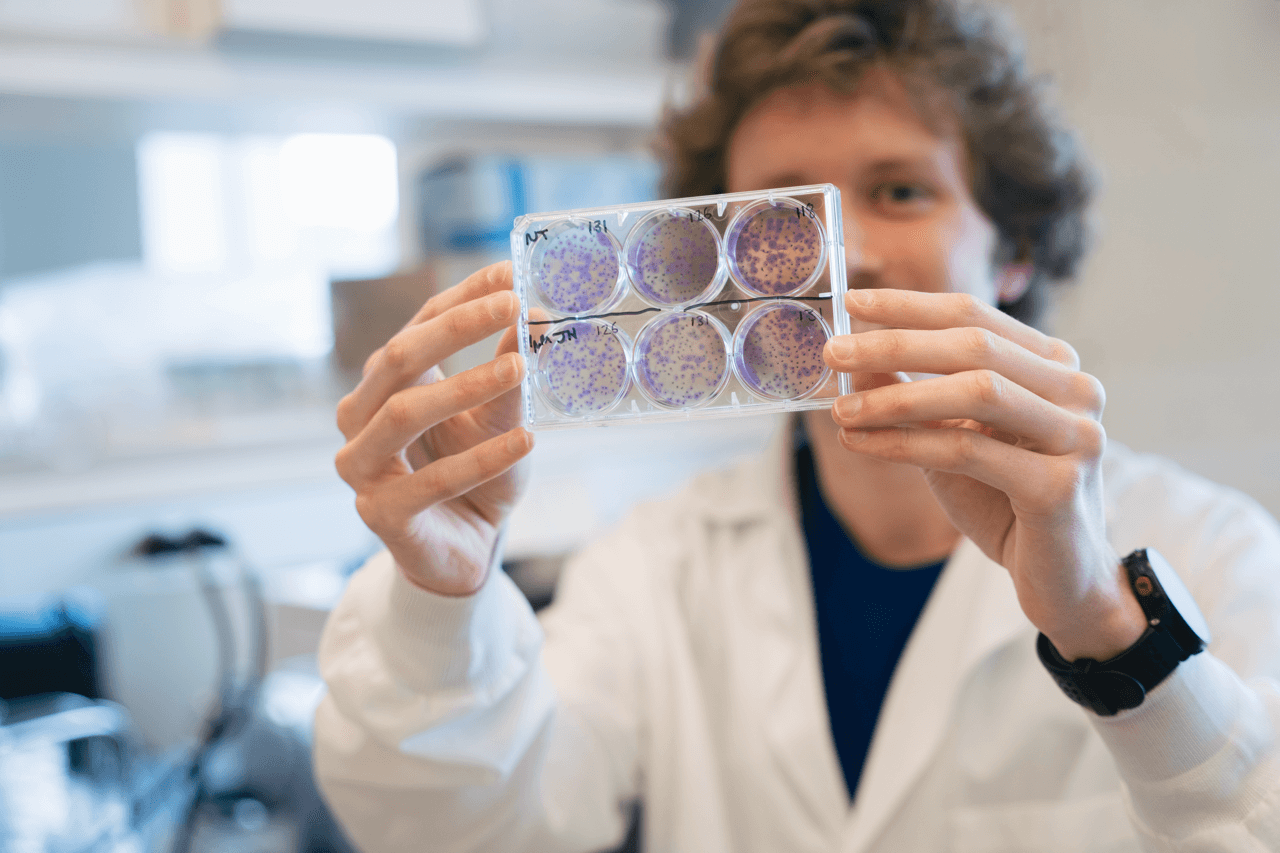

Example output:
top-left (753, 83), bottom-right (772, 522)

top-left (1037, 548), bottom-right (1211, 717)
top-left (399, 563), bottom-right (487, 597)
top-left (394, 526), bottom-right (507, 597)
top-left (1041, 559), bottom-right (1148, 662)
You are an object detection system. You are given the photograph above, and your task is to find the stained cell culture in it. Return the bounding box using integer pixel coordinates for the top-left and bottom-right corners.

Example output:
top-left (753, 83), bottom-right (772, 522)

top-left (626, 211), bottom-right (721, 306)
top-left (537, 320), bottom-right (630, 415)
top-left (735, 302), bottom-right (830, 400)
top-left (530, 222), bottom-right (622, 315)
top-left (633, 312), bottom-right (729, 408)
top-left (728, 203), bottom-right (824, 297)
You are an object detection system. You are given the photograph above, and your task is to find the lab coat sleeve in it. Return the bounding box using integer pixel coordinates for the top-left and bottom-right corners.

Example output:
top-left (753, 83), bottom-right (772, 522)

top-left (312, 540), bottom-right (645, 853)
top-left (1092, 485), bottom-right (1280, 851)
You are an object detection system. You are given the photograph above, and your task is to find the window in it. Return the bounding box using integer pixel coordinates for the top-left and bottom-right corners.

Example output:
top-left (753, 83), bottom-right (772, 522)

top-left (0, 132), bottom-right (400, 470)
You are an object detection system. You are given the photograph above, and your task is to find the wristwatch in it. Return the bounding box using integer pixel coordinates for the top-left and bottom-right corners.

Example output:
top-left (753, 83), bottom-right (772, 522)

top-left (1037, 548), bottom-right (1211, 716)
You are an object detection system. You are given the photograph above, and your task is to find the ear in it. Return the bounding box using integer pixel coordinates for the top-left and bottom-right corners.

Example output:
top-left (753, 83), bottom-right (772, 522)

top-left (996, 263), bottom-right (1033, 305)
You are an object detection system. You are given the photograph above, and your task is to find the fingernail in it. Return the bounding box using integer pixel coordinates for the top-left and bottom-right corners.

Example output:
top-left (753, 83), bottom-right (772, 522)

top-left (507, 429), bottom-right (530, 453)
top-left (828, 337), bottom-right (854, 360)
top-left (834, 394), bottom-right (861, 420)
top-left (842, 429), bottom-right (868, 445)
top-left (489, 292), bottom-right (514, 320)
top-left (847, 290), bottom-right (870, 309)
top-left (495, 354), bottom-right (520, 383)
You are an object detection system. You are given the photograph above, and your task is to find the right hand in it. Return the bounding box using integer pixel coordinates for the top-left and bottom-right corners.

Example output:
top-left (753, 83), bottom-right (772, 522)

top-left (335, 262), bottom-right (534, 596)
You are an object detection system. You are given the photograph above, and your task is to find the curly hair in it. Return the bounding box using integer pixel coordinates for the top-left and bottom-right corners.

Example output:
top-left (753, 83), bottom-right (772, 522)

top-left (659, 0), bottom-right (1094, 328)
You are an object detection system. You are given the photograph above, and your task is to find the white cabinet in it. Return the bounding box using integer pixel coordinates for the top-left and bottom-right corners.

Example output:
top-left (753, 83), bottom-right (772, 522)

top-left (0, 0), bottom-right (673, 124)
top-left (222, 0), bottom-right (487, 46)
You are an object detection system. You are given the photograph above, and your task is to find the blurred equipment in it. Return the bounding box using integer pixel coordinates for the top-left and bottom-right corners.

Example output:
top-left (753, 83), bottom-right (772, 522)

top-left (0, 590), bottom-right (105, 702)
top-left (126, 529), bottom-right (354, 853)
top-left (418, 154), bottom-right (660, 258)
top-left (0, 692), bottom-right (178, 853)
top-left (0, 528), bottom-right (355, 852)
top-left (102, 530), bottom-right (265, 753)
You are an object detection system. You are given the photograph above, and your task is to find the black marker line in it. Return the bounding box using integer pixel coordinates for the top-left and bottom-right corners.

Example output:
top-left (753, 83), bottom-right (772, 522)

top-left (527, 294), bottom-right (832, 327)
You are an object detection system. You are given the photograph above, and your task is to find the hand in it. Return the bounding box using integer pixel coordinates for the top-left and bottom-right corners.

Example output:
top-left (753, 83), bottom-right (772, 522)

top-left (335, 262), bottom-right (534, 596)
top-left (824, 289), bottom-right (1145, 660)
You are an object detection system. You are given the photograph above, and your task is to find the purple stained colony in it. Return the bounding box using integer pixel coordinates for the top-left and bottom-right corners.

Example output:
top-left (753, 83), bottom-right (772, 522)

top-left (626, 211), bottom-right (721, 306)
top-left (530, 222), bottom-right (622, 315)
top-left (634, 312), bottom-right (730, 409)
top-left (728, 202), bottom-right (825, 297)
top-left (537, 320), bottom-right (630, 416)
top-left (735, 302), bottom-right (830, 400)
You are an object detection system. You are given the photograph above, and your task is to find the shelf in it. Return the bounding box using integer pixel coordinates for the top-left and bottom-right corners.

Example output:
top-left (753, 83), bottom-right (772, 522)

top-left (0, 410), bottom-right (782, 564)
top-left (0, 436), bottom-right (343, 518)
top-left (0, 36), bottom-right (671, 126)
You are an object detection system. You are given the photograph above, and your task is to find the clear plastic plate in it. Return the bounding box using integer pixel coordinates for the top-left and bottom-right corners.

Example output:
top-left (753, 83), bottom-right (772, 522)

top-left (512, 183), bottom-right (850, 430)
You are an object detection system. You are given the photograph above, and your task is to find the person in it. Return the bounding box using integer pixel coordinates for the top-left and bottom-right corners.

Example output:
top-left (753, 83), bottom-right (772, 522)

top-left (313, 1), bottom-right (1280, 850)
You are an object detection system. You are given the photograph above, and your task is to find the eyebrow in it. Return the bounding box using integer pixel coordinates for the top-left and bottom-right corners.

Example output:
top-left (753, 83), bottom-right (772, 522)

top-left (742, 153), bottom-right (947, 194)
top-left (746, 172), bottom-right (808, 192)
top-left (861, 156), bottom-right (942, 177)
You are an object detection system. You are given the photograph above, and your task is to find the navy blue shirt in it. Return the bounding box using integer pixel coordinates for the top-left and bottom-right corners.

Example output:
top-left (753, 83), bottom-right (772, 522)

top-left (795, 439), bottom-right (946, 801)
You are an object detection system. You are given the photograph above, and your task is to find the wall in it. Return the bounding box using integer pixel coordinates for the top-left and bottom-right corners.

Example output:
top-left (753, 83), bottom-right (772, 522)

top-left (0, 141), bottom-right (142, 278)
top-left (1006, 0), bottom-right (1280, 518)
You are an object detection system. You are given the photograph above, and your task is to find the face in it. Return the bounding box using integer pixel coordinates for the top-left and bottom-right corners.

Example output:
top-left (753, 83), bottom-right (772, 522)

top-left (725, 73), bottom-right (1010, 316)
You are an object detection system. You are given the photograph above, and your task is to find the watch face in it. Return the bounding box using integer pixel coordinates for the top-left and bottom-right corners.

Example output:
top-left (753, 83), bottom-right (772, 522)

top-left (1146, 549), bottom-right (1213, 645)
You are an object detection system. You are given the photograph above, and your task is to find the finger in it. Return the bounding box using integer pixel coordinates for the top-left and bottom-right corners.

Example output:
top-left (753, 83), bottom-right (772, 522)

top-left (411, 324), bottom-right (530, 467)
top-left (845, 289), bottom-right (1079, 369)
top-left (358, 262), bottom-right (514, 380)
top-left (460, 324), bottom-right (528, 436)
top-left (524, 304), bottom-right (553, 332)
top-left (493, 321), bottom-right (522, 358)
top-left (408, 261), bottom-right (513, 327)
top-left (337, 290), bottom-right (521, 439)
top-left (832, 371), bottom-right (1102, 456)
top-left (360, 427), bottom-right (535, 533)
top-left (825, 326), bottom-right (1103, 415)
top-left (848, 370), bottom-right (912, 394)
top-left (837, 424), bottom-right (1083, 511)
top-left (337, 353), bottom-right (525, 487)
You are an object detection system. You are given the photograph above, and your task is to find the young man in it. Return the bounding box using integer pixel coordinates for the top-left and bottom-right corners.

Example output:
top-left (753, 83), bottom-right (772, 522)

top-left (315, 1), bottom-right (1280, 850)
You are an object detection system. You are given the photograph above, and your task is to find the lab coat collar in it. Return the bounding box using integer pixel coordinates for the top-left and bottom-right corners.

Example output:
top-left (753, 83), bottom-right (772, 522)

top-left (842, 538), bottom-right (1032, 852)
top-left (697, 415), bottom-right (1033, 850)
top-left (719, 416), bottom-right (1031, 850)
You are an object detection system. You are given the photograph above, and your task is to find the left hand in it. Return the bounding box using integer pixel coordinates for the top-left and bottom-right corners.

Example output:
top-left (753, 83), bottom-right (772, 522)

top-left (824, 288), bottom-right (1145, 661)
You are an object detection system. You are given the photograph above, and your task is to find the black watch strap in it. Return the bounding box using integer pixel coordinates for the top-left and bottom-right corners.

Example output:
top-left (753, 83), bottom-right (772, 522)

top-left (1037, 549), bottom-right (1208, 716)
top-left (1037, 624), bottom-right (1191, 716)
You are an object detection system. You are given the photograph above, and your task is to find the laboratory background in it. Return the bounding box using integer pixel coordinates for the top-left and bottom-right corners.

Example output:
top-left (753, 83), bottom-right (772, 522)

top-left (0, 1), bottom-right (1277, 850)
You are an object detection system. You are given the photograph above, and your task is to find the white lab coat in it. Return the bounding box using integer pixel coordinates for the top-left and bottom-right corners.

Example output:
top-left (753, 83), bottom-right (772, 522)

top-left (314, 432), bottom-right (1280, 852)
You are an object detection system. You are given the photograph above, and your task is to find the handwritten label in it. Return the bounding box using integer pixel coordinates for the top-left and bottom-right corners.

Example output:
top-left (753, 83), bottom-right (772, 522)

top-left (528, 326), bottom-right (580, 353)
top-left (796, 202), bottom-right (817, 220)
top-left (684, 205), bottom-right (728, 223)
top-left (524, 228), bottom-right (550, 246)
top-left (586, 219), bottom-right (608, 233)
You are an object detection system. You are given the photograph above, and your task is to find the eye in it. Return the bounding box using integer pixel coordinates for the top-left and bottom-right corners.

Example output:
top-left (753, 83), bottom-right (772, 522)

top-left (870, 182), bottom-right (935, 216)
